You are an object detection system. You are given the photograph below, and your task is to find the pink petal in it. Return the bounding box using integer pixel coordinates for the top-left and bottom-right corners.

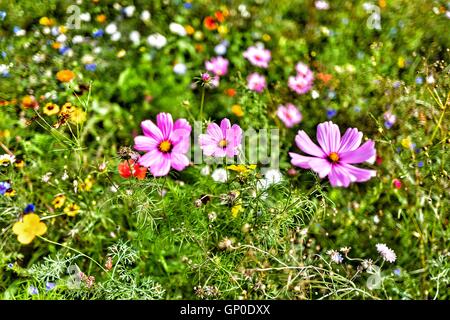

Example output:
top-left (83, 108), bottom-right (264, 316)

top-left (308, 158), bottom-right (332, 178)
top-left (220, 118), bottom-right (232, 136)
top-left (328, 165), bottom-right (351, 188)
top-left (138, 149), bottom-right (163, 168)
top-left (316, 121), bottom-right (341, 154)
top-left (141, 120), bottom-right (163, 141)
top-left (174, 118), bottom-right (192, 133)
top-left (134, 135), bottom-right (159, 152)
top-left (150, 153), bottom-right (171, 177)
top-left (171, 128), bottom-right (191, 151)
top-left (340, 163), bottom-right (376, 182)
top-left (339, 140), bottom-right (376, 164)
top-left (294, 130), bottom-right (326, 157)
top-left (338, 128), bottom-right (363, 153)
top-left (225, 144), bottom-right (238, 157)
top-left (231, 124), bottom-right (242, 147)
top-left (171, 153), bottom-right (190, 171)
top-left (156, 113), bottom-right (174, 140)
top-left (206, 122), bottom-right (223, 141)
top-left (212, 147), bottom-right (227, 158)
top-left (289, 152), bottom-right (317, 169)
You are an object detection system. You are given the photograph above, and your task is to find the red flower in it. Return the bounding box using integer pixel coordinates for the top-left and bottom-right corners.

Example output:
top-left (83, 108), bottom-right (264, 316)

top-left (204, 16), bottom-right (217, 30)
top-left (225, 88), bottom-right (236, 97)
top-left (214, 11), bottom-right (225, 23)
top-left (118, 160), bottom-right (147, 180)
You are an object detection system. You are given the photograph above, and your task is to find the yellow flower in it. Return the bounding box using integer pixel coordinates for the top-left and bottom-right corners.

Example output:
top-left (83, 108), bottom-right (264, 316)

top-left (39, 17), bottom-right (55, 26)
top-left (117, 49), bottom-right (126, 58)
top-left (262, 34), bottom-right (271, 42)
top-left (12, 214), bottom-right (47, 244)
top-left (60, 102), bottom-right (75, 114)
top-left (231, 104), bottom-right (244, 117)
top-left (5, 188), bottom-right (16, 197)
top-left (69, 108), bottom-right (87, 124)
top-left (218, 25), bottom-right (228, 35)
top-left (80, 175), bottom-right (94, 192)
top-left (43, 103), bottom-right (60, 116)
top-left (14, 159), bottom-right (25, 169)
top-left (401, 137), bottom-right (412, 149)
top-left (397, 57), bottom-right (405, 69)
top-left (52, 194), bottom-right (66, 209)
top-left (227, 164), bottom-right (257, 175)
top-left (0, 129), bottom-right (11, 138)
top-left (185, 25), bottom-right (195, 35)
top-left (64, 203), bottom-right (80, 217)
top-left (52, 42), bottom-right (62, 50)
top-left (231, 203), bottom-right (243, 218)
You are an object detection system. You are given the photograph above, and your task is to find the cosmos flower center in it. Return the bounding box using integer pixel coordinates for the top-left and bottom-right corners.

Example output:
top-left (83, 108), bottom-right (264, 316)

top-left (218, 139), bottom-right (228, 148)
top-left (328, 152), bottom-right (340, 163)
top-left (159, 140), bottom-right (172, 153)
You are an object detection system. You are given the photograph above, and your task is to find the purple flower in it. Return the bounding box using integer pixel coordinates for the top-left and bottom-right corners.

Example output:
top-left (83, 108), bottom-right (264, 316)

top-left (199, 118), bottom-right (242, 158)
top-left (383, 111), bottom-right (396, 129)
top-left (247, 72), bottom-right (266, 93)
top-left (289, 121), bottom-right (377, 187)
top-left (0, 181), bottom-right (11, 195)
top-left (243, 46), bottom-right (271, 68)
top-left (134, 113), bottom-right (192, 177)
top-left (28, 286), bottom-right (38, 295)
top-left (326, 109), bottom-right (337, 119)
top-left (46, 282), bottom-right (56, 291)
top-left (276, 104), bottom-right (302, 128)
top-left (376, 243), bottom-right (396, 263)
top-left (85, 63), bottom-right (97, 71)
top-left (205, 56), bottom-right (229, 77)
top-left (92, 29), bottom-right (104, 38)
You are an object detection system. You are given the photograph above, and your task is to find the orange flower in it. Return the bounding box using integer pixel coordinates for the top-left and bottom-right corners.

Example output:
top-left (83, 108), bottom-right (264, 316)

top-left (317, 73), bottom-right (333, 84)
top-left (22, 95), bottom-right (39, 109)
top-left (203, 16), bottom-right (217, 30)
top-left (118, 160), bottom-right (147, 180)
top-left (225, 88), bottom-right (236, 97)
top-left (231, 104), bottom-right (244, 117)
top-left (214, 11), bottom-right (225, 23)
top-left (56, 70), bottom-right (75, 83)
top-left (96, 14), bottom-right (107, 23)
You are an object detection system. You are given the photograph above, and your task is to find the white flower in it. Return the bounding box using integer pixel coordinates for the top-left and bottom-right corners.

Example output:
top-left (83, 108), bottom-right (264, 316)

top-left (0, 154), bottom-right (15, 166)
top-left (72, 35), bottom-right (84, 44)
top-left (81, 54), bottom-right (94, 64)
top-left (173, 63), bottom-right (187, 75)
top-left (80, 13), bottom-right (91, 22)
top-left (111, 32), bottom-right (121, 41)
top-left (93, 47), bottom-right (102, 54)
top-left (211, 168), bottom-right (228, 183)
top-left (376, 243), bottom-right (396, 263)
top-left (129, 30), bottom-right (140, 44)
top-left (42, 27), bottom-right (50, 35)
top-left (51, 27), bottom-right (60, 36)
top-left (257, 168), bottom-right (283, 190)
top-left (141, 10), bottom-right (151, 21)
top-left (315, 0), bottom-right (330, 10)
top-left (147, 33), bottom-right (167, 49)
top-left (41, 172), bottom-right (53, 183)
top-left (426, 75), bottom-right (435, 84)
top-left (214, 43), bottom-right (227, 56)
top-left (0, 64), bottom-right (10, 74)
top-left (56, 34), bottom-right (67, 43)
top-left (311, 90), bottom-right (320, 99)
top-left (169, 22), bottom-right (186, 36)
top-left (327, 250), bottom-right (343, 264)
top-left (105, 23), bottom-right (118, 35)
top-left (200, 165), bottom-right (211, 176)
top-left (123, 5), bottom-right (135, 17)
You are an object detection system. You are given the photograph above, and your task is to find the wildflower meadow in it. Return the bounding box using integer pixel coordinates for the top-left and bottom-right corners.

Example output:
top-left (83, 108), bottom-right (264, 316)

top-left (0, 0), bottom-right (449, 303)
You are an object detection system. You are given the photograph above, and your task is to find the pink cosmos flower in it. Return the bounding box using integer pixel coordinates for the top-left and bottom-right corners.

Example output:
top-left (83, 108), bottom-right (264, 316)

top-left (289, 62), bottom-right (314, 95)
top-left (243, 46), bottom-right (271, 68)
top-left (205, 56), bottom-right (229, 76)
top-left (134, 112), bottom-right (192, 177)
top-left (247, 72), bottom-right (266, 93)
top-left (289, 121), bottom-right (376, 187)
top-left (199, 118), bottom-right (242, 157)
top-left (276, 103), bottom-right (302, 128)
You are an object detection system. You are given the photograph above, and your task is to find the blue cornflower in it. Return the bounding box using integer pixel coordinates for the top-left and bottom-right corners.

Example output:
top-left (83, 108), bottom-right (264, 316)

top-left (92, 29), bottom-right (104, 38)
top-left (24, 203), bottom-right (35, 213)
top-left (393, 268), bottom-right (401, 276)
top-left (326, 109), bottom-right (337, 119)
top-left (28, 286), bottom-right (38, 295)
top-left (183, 2), bottom-right (193, 9)
top-left (7, 263), bottom-right (14, 268)
top-left (418, 161), bottom-right (424, 168)
top-left (85, 63), bottom-right (97, 71)
top-left (415, 76), bottom-right (423, 85)
top-left (59, 46), bottom-right (70, 55)
top-left (0, 181), bottom-right (11, 195)
top-left (384, 121), bottom-right (393, 129)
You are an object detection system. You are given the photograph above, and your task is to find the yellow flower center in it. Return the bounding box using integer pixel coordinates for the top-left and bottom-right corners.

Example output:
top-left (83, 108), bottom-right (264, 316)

top-left (328, 152), bottom-right (340, 163)
top-left (159, 140), bottom-right (172, 153)
top-left (218, 139), bottom-right (227, 148)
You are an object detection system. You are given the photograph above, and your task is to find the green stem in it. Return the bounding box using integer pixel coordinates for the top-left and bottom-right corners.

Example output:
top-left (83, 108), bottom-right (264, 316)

top-left (199, 87), bottom-right (206, 121)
